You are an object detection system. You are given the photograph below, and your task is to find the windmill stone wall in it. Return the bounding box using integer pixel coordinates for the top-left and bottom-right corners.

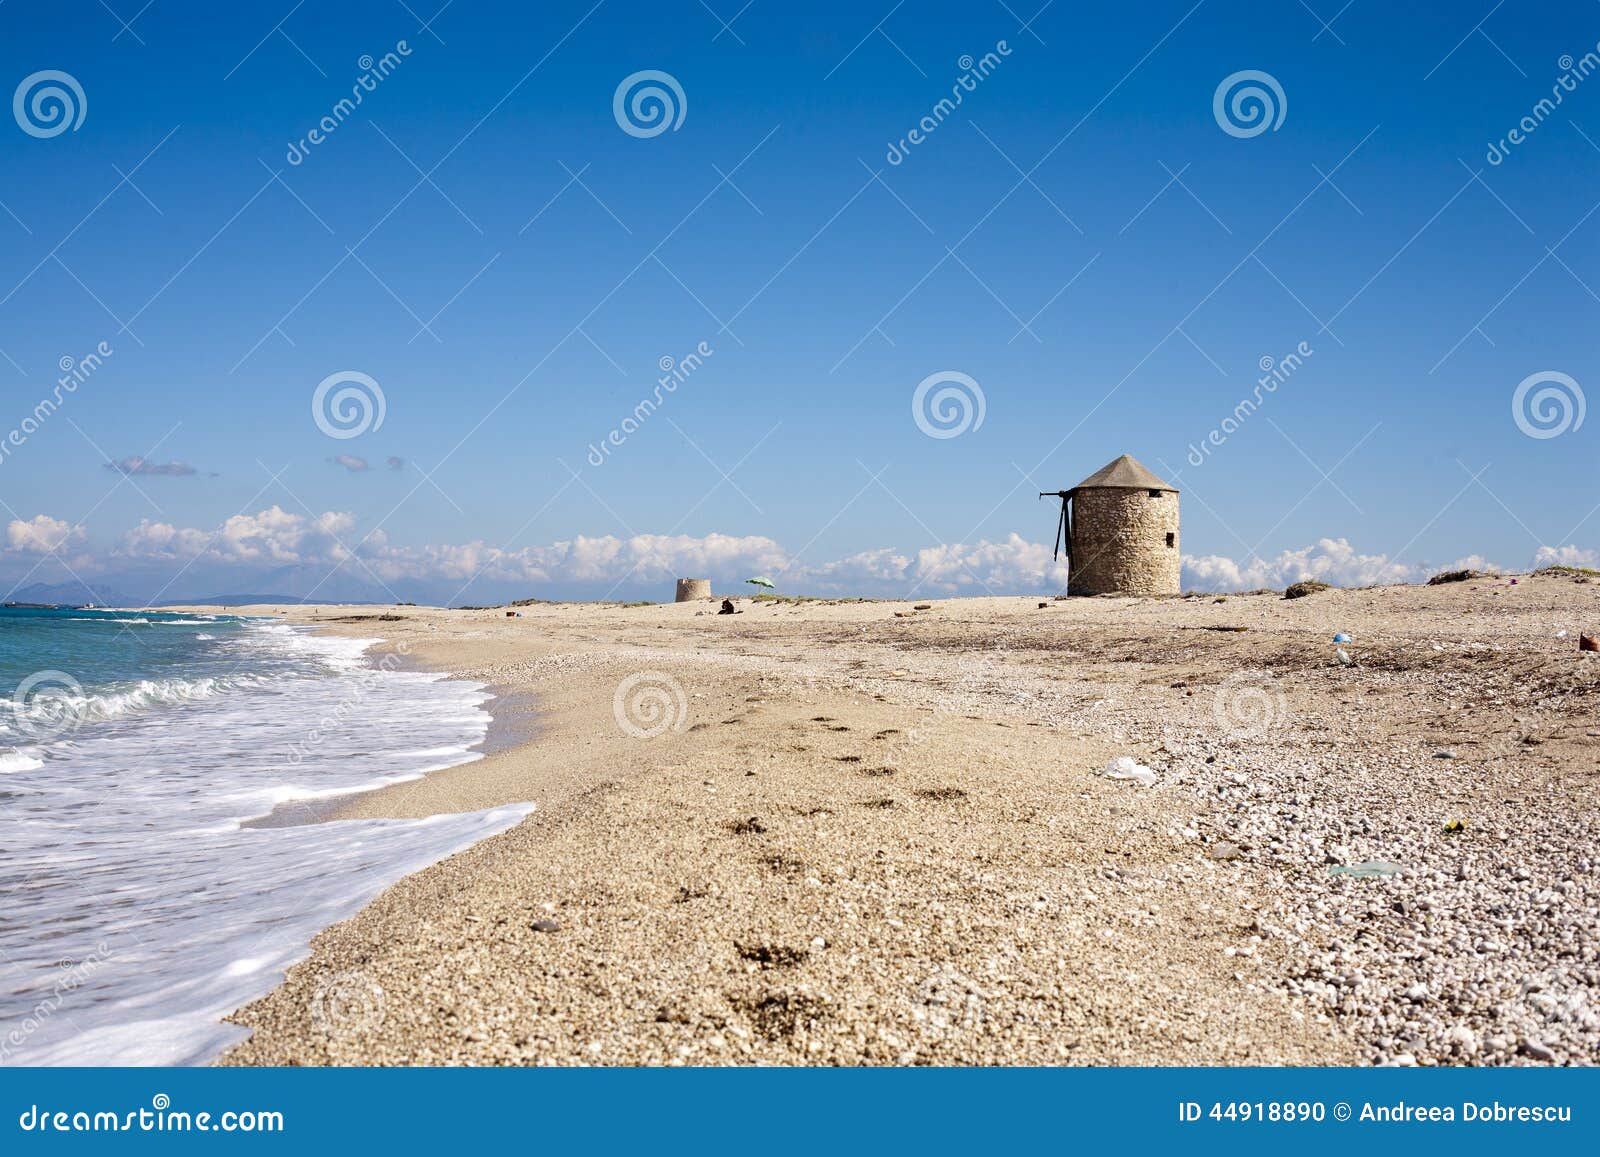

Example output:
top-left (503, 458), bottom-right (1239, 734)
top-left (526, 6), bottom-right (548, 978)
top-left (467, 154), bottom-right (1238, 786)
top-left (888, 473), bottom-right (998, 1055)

top-left (1065, 455), bottom-right (1181, 596)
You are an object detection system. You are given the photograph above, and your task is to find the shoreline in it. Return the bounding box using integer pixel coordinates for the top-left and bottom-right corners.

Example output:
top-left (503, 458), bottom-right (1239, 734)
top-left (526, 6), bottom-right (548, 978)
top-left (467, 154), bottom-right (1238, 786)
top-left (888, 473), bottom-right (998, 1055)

top-left (0, 609), bottom-right (538, 1065)
top-left (245, 631), bottom-right (540, 829)
top-left (156, 578), bottom-right (1600, 1065)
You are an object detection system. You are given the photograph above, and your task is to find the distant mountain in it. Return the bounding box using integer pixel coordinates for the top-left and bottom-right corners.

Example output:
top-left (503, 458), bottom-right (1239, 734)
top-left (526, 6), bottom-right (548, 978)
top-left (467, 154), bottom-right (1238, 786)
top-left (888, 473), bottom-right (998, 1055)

top-left (5, 580), bottom-right (144, 608)
top-left (4, 562), bottom-right (488, 611)
top-left (156, 593), bottom-right (393, 607)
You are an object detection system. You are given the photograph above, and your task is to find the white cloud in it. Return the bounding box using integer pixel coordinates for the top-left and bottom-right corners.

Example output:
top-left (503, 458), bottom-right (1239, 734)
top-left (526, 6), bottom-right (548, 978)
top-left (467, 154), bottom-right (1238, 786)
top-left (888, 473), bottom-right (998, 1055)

top-left (6, 515), bottom-right (83, 554)
top-left (360, 531), bottom-right (790, 589)
top-left (116, 506), bottom-right (358, 566)
top-left (800, 534), bottom-right (1067, 594)
top-left (26, 507), bottom-right (1600, 598)
top-left (1182, 537), bottom-right (1420, 591)
top-left (1180, 538), bottom-right (1523, 592)
top-left (1534, 544), bottom-right (1599, 569)
top-left (111, 509), bottom-right (785, 593)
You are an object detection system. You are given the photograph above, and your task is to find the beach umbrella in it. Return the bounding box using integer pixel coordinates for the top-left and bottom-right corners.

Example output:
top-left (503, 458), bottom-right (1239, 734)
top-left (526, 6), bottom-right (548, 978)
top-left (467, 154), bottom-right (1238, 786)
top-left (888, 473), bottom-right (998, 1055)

top-left (745, 576), bottom-right (775, 590)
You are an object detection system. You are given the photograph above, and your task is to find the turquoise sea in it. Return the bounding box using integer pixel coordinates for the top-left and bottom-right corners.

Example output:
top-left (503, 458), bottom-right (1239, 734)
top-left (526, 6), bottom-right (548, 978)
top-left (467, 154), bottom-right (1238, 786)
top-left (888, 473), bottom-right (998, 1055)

top-left (0, 606), bottom-right (531, 1065)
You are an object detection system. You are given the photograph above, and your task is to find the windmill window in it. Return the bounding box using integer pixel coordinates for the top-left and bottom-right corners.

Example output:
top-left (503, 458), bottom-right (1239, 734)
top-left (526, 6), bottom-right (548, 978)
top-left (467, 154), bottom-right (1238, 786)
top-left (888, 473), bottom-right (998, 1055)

top-left (1148, 489), bottom-right (1161, 498)
top-left (1165, 533), bottom-right (1175, 547)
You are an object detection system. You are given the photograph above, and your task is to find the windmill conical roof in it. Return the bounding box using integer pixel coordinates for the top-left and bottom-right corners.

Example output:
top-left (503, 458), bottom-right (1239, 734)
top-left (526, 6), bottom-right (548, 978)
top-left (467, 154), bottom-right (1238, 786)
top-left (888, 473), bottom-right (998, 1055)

top-left (1068, 454), bottom-right (1177, 493)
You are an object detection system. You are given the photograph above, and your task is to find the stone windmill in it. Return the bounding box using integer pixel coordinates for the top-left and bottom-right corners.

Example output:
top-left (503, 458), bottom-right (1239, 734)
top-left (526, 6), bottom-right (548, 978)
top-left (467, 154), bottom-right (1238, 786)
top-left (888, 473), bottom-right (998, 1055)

top-left (1040, 454), bottom-right (1180, 596)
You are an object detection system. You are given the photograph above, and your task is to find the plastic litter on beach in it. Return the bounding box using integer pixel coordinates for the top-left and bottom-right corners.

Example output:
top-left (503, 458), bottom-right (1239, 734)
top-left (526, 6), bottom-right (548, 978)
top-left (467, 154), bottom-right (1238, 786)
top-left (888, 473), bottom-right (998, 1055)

top-left (1335, 648), bottom-right (1353, 666)
top-left (1332, 632), bottom-right (1352, 644)
top-left (1328, 861), bottom-right (1403, 877)
top-left (1099, 756), bottom-right (1157, 787)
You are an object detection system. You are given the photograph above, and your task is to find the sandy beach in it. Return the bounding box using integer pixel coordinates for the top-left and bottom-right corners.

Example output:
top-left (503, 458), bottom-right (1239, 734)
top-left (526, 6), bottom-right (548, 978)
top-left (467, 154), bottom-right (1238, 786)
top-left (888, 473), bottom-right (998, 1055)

top-left (196, 573), bottom-right (1599, 1066)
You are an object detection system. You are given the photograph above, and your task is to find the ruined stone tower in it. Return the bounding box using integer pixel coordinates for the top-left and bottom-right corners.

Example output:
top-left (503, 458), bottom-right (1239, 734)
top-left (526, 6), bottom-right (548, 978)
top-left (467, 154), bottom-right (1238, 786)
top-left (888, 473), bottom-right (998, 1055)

top-left (1060, 454), bottom-right (1180, 596)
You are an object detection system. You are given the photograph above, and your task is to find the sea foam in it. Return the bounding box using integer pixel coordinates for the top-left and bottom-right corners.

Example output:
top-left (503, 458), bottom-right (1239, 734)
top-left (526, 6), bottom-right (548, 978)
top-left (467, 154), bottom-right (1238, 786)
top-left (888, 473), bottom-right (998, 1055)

top-left (0, 620), bottom-right (530, 1066)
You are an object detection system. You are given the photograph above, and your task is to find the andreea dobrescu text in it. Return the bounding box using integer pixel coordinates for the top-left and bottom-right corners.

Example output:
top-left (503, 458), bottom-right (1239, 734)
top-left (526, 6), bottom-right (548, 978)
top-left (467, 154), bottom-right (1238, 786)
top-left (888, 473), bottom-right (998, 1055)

top-left (1359, 1101), bottom-right (1571, 1123)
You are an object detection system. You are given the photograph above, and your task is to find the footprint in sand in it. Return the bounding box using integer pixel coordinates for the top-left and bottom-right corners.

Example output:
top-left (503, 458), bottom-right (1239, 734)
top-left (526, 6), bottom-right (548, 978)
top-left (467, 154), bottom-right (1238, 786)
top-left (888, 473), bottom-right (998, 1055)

top-left (735, 942), bottom-right (810, 969)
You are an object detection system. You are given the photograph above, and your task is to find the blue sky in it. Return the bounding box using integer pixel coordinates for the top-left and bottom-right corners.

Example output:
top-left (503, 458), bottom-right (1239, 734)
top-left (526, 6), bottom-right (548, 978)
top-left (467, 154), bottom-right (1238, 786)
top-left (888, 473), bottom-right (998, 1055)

top-left (1, 0), bottom-right (1595, 603)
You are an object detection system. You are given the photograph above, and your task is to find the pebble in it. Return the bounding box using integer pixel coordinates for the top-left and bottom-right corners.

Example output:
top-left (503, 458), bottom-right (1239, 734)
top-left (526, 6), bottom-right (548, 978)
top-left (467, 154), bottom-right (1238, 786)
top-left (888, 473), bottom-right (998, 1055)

top-left (530, 920), bottom-right (561, 933)
top-left (232, 581), bottom-right (1600, 1069)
